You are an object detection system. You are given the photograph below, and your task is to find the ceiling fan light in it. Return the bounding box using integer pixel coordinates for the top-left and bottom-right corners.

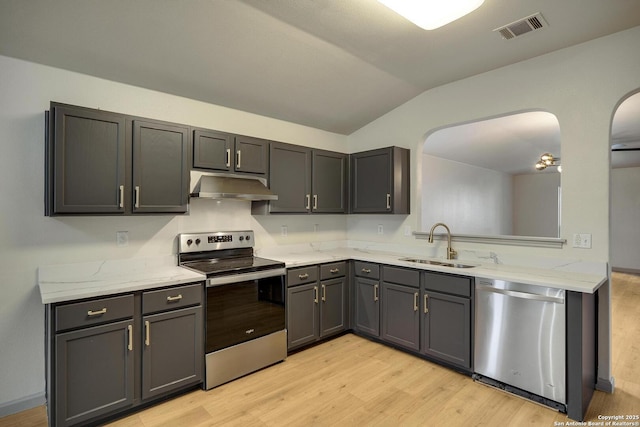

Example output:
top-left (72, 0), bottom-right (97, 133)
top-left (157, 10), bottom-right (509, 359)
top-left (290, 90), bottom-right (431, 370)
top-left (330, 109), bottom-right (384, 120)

top-left (378, 0), bottom-right (485, 30)
top-left (535, 161), bottom-right (547, 170)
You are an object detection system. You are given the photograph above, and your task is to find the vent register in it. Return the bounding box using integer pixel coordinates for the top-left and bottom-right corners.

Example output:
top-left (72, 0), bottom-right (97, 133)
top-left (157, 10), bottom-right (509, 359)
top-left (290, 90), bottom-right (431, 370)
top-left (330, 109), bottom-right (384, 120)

top-left (494, 12), bottom-right (548, 40)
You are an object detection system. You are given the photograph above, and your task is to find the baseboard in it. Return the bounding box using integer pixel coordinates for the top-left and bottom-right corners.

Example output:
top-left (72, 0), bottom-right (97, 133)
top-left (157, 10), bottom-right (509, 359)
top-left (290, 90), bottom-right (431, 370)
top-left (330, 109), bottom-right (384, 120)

top-left (0, 392), bottom-right (45, 417)
top-left (612, 267), bottom-right (640, 275)
top-left (595, 376), bottom-right (615, 393)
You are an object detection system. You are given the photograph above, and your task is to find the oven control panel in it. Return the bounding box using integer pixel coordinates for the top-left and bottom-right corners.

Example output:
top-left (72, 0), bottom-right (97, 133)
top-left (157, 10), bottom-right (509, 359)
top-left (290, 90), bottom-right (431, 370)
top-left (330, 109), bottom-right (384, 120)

top-left (178, 231), bottom-right (254, 253)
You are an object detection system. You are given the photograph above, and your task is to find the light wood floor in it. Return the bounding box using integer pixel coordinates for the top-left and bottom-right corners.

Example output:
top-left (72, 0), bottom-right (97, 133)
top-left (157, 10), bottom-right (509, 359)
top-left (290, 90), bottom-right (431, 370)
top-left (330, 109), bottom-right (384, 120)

top-left (3, 272), bottom-right (639, 427)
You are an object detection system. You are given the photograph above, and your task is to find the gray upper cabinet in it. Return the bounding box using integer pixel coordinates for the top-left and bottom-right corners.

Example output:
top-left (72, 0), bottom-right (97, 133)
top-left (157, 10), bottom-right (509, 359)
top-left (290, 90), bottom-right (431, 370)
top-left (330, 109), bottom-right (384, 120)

top-left (421, 272), bottom-right (473, 371)
top-left (46, 103), bottom-right (189, 215)
top-left (267, 142), bottom-right (347, 214)
top-left (132, 120), bottom-right (189, 213)
top-left (192, 129), bottom-right (268, 176)
top-left (46, 103), bottom-right (127, 215)
top-left (350, 146), bottom-right (410, 214)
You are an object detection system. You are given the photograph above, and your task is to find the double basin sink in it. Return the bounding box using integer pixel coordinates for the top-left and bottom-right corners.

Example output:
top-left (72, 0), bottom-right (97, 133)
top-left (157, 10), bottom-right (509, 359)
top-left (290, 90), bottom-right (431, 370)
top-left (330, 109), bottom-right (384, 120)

top-left (399, 257), bottom-right (476, 269)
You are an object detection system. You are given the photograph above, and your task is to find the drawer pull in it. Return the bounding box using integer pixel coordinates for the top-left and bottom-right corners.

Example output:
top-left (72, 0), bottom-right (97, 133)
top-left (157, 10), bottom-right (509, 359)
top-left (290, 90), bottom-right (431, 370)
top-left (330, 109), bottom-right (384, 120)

top-left (298, 273), bottom-right (309, 280)
top-left (166, 294), bottom-right (183, 302)
top-left (127, 325), bottom-right (133, 351)
top-left (361, 268), bottom-right (371, 274)
top-left (329, 268), bottom-right (340, 274)
top-left (145, 320), bottom-right (150, 346)
top-left (87, 308), bottom-right (107, 317)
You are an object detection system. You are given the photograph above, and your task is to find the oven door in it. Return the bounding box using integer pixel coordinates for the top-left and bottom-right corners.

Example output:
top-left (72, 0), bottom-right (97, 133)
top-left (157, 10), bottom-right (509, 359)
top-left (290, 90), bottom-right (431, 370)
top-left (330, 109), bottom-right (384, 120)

top-left (206, 272), bottom-right (285, 354)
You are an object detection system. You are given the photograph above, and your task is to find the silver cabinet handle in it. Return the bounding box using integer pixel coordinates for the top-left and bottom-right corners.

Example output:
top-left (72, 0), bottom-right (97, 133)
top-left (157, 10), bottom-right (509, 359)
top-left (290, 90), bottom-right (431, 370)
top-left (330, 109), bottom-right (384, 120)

top-left (145, 320), bottom-right (150, 346)
top-left (118, 185), bottom-right (124, 208)
top-left (127, 325), bottom-right (133, 351)
top-left (87, 308), bottom-right (107, 317)
top-left (134, 186), bottom-right (140, 208)
top-left (166, 294), bottom-right (183, 302)
top-left (414, 292), bottom-right (419, 311)
top-left (225, 148), bottom-right (231, 167)
top-left (313, 194), bottom-right (318, 210)
top-left (236, 150), bottom-right (241, 169)
top-left (374, 284), bottom-right (379, 302)
top-left (322, 284), bottom-right (326, 302)
top-left (298, 273), bottom-right (309, 280)
top-left (424, 294), bottom-right (429, 314)
top-left (361, 268), bottom-right (371, 274)
top-left (314, 286), bottom-right (318, 304)
top-left (386, 193), bottom-right (391, 209)
top-left (329, 268), bottom-right (340, 274)
top-left (305, 194), bottom-right (310, 210)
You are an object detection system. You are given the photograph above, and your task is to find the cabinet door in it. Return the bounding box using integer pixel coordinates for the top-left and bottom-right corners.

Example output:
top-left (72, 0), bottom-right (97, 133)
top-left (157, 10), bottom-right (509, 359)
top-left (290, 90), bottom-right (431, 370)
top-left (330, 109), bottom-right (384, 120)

top-left (320, 277), bottom-right (347, 337)
top-left (354, 276), bottom-right (380, 337)
top-left (381, 282), bottom-right (420, 351)
top-left (234, 135), bottom-right (268, 174)
top-left (287, 283), bottom-right (319, 349)
top-left (193, 129), bottom-right (233, 171)
top-left (142, 306), bottom-right (203, 400)
top-left (49, 104), bottom-right (126, 214)
top-left (132, 120), bottom-right (189, 213)
top-left (269, 142), bottom-right (311, 213)
top-left (351, 148), bottom-right (392, 213)
top-left (312, 150), bottom-right (347, 213)
top-left (55, 320), bottom-right (134, 426)
top-left (421, 290), bottom-right (471, 370)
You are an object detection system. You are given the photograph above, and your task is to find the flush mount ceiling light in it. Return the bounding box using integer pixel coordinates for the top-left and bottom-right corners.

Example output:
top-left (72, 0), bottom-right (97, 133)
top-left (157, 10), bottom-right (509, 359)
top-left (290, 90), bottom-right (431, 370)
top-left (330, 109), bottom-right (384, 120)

top-left (377, 0), bottom-right (485, 30)
top-left (535, 152), bottom-right (562, 172)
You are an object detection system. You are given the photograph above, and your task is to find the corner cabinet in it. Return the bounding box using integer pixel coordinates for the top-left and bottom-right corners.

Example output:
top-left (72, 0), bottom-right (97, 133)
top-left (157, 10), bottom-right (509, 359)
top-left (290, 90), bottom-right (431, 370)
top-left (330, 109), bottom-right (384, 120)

top-left (265, 142), bottom-right (347, 214)
top-left (421, 272), bottom-right (473, 371)
top-left (350, 146), bottom-right (410, 214)
top-left (286, 262), bottom-right (348, 350)
top-left (353, 261), bottom-right (381, 337)
top-left (45, 102), bottom-right (190, 216)
top-left (46, 283), bottom-right (204, 427)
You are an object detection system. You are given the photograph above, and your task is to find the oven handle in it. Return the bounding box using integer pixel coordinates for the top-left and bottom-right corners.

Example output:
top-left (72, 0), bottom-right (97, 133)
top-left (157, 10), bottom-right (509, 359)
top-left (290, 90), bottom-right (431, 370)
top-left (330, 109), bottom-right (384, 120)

top-left (206, 268), bottom-right (286, 287)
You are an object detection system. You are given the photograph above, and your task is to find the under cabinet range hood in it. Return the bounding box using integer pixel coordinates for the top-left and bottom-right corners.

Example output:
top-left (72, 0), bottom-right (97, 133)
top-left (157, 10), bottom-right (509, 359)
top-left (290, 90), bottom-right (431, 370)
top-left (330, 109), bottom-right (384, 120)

top-left (190, 173), bottom-right (278, 201)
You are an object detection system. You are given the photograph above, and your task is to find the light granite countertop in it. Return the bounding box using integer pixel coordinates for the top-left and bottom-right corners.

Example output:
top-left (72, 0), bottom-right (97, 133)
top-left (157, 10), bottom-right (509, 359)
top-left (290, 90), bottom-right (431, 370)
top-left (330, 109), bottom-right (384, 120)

top-left (38, 256), bottom-right (205, 304)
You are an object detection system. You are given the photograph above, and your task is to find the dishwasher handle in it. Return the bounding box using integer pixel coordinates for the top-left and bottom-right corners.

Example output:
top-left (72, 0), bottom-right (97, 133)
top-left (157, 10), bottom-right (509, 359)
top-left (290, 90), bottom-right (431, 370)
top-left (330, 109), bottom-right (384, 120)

top-left (476, 284), bottom-right (564, 304)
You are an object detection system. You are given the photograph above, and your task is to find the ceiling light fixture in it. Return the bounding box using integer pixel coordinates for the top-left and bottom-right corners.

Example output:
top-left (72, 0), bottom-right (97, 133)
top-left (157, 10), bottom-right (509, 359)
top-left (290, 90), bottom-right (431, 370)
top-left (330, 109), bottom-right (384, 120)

top-left (378, 0), bottom-right (485, 30)
top-left (535, 152), bottom-right (561, 172)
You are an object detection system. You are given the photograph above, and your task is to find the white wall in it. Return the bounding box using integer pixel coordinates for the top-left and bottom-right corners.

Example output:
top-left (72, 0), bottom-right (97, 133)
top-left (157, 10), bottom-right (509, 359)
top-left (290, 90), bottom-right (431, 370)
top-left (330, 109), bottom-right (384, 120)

top-left (611, 167), bottom-right (640, 271)
top-left (421, 155), bottom-right (512, 235)
top-left (0, 55), bottom-right (347, 413)
top-left (512, 172), bottom-right (561, 237)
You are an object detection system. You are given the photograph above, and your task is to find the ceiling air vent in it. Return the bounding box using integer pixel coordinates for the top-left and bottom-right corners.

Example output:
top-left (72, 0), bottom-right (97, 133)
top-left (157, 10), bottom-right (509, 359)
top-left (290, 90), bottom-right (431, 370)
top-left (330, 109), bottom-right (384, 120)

top-left (494, 12), bottom-right (548, 40)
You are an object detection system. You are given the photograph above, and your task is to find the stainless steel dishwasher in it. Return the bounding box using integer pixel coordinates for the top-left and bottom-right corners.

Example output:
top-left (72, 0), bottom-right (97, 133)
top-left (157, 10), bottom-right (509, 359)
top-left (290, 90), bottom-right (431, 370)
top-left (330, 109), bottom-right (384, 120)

top-left (474, 278), bottom-right (566, 409)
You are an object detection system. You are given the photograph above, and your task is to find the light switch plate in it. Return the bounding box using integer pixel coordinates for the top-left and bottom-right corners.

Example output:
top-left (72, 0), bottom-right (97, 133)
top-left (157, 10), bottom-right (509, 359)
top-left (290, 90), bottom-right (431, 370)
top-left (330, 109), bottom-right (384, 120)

top-left (572, 233), bottom-right (592, 249)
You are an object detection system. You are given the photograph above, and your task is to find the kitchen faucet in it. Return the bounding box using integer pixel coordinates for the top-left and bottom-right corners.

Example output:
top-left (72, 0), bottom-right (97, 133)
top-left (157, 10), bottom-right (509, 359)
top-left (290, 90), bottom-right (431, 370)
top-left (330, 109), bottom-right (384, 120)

top-left (428, 222), bottom-right (457, 260)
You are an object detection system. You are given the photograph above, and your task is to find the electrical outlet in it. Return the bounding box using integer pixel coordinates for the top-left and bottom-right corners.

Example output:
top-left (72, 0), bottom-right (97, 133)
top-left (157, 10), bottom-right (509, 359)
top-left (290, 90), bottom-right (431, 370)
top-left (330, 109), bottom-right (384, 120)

top-left (281, 225), bottom-right (288, 237)
top-left (377, 224), bottom-right (384, 235)
top-left (404, 225), bottom-right (411, 236)
top-left (116, 231), bottom-right (129, 247)
top-left (572, 233), bottom-right (592, 249)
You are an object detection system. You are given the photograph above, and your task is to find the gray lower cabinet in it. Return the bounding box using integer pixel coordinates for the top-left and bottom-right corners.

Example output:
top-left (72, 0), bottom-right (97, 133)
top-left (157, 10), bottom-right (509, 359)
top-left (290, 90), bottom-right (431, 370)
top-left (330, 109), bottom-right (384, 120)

top-left (381, 266), bottom-right (420, 352)
top-left (421, 272), bottom-right (473, 371)
top-left (266, 142), bottom-right (347, 214)
top-left (286, 262), bottom-right (347, 350)
top-left (48, 283), bottom-right (204, 426)
top-left (350, 146), bottom-right (410, 214)
top-left (353, 261), bottom-right (381, 337)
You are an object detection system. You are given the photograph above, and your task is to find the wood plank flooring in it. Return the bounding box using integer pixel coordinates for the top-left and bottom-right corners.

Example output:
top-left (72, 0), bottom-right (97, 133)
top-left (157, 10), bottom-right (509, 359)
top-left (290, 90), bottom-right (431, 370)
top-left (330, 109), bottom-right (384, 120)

top-left (2, 272), bottom-right (639, 426)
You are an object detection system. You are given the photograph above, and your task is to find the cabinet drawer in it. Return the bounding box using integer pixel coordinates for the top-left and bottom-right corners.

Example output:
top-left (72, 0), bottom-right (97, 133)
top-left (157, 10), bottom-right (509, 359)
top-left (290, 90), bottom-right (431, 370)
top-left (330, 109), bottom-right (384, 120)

top-left (354, 261), bottom-right (379, 279)
top-left (55, 294), bottom-right (134, 332)
top-left (143, 283), bottom-right (203, 315)
top-left (320, 261), bottom-right (347, 280)
top-left (382, 265), bottom-right (420, 288)
top-left (423, 272), bottom-right (472, 298)
top-left (287, 266), bottom-right (318, 287)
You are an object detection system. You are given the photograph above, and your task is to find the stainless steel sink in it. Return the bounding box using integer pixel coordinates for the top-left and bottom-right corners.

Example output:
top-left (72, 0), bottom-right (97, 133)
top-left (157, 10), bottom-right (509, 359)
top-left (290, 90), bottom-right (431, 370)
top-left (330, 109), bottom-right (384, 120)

top-left (399, 257), bottom-right (476, 268)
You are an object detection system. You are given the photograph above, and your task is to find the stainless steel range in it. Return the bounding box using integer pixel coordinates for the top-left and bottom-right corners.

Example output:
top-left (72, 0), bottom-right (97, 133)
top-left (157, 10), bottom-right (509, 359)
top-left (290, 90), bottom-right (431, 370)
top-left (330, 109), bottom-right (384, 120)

top-left (178, 230), bottom-right (286, 390)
